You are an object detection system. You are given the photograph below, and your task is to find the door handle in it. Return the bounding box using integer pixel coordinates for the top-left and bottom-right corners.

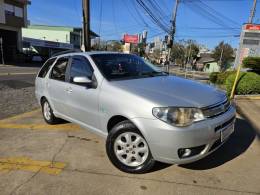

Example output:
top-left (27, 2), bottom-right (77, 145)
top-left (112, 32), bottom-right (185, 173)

top-left (65, 87), bottom-right (73, 93)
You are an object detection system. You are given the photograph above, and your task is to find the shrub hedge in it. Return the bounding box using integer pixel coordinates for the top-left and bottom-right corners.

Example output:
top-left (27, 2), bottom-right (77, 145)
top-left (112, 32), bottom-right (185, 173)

top-left (243, 57), bottom-right (260, 72)
top-left (209, 72), bottom-right (219, 83)
top-left (209, 71), bottom-right (236, 84)
top-left (225, 72), bottom-right (260, 96)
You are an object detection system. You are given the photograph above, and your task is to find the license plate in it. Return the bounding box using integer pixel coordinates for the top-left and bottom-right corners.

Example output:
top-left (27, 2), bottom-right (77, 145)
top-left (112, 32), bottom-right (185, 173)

top-left (221, 124), bottom-right (234, 142)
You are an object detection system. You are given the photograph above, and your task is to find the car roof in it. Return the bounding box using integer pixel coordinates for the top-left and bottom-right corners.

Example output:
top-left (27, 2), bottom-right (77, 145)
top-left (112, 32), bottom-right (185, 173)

top-left (53, 51), bottom-right (127, 58)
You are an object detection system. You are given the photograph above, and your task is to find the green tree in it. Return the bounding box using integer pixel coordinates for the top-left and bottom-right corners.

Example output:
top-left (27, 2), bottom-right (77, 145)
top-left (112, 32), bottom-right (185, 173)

top-left (106, 41), bottom-right (122, 52)
top-left (171, 42), bottom-right (185, 66)
top-left (171, 40), bottom-right (199, 67)
top-left (212, 41), bottom-right (234, 71)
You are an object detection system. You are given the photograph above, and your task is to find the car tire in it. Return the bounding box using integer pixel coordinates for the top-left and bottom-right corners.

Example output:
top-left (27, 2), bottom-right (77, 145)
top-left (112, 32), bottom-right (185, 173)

top-left (41, 98), bottom-right (60, 125)
top-left (106, 120), bottom-right (155, 174)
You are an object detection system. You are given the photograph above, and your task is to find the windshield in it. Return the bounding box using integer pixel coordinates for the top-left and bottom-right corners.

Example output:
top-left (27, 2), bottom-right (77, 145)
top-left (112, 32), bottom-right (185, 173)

top-left (91, 54), bottom-right (167, 80)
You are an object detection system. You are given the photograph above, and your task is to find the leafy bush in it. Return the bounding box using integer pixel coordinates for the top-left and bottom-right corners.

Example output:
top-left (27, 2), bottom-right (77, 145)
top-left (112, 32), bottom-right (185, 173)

top-left (225, 72), bottom-right (260, 96)
top-left (216, 71), bottom-right (236, 84)
top-left (209, 72), bottom-right (219, 83)
top-left (243, 57), bottom-right (260, 72)
top-left (209, 71), bottom-right (236, 84)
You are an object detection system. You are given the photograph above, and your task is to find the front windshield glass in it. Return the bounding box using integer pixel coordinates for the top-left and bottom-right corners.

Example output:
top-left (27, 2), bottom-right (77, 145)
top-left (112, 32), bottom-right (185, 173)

top-left (91, 54), bottom-right (166, 80)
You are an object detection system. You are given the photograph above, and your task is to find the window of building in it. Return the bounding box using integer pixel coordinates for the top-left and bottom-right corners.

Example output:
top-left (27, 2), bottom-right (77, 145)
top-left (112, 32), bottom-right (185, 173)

top-left (4, 3), bottom-right (23, 18)
top-left (4, 3), bottom-right (14, 16)
top-left (14, 6), bottom-right (23, 17)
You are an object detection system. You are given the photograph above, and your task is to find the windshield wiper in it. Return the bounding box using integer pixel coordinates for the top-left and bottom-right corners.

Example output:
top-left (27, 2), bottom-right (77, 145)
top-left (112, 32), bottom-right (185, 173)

top-left (140, 71), bottom-right (168, 77)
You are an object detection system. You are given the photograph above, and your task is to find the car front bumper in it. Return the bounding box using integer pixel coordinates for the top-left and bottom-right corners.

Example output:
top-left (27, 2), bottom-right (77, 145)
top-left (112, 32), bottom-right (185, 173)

top-left (131, 105), bottom-right (236, 164)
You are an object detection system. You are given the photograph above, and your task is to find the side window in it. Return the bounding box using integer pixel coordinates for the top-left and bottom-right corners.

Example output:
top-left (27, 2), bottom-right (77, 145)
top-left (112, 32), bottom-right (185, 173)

top-left (50, 57), bottom-right (69, 81)
top-left (38, 58), bottom-right (56, 78)
top-left (70, 56), bottom-right (93, 82)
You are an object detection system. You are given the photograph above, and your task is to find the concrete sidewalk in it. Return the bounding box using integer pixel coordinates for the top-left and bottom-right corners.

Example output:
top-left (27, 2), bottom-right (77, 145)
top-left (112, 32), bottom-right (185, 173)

top-left (0, 110), bottom-right (259, 195)
top-left (236, 99), bottom-right (260, 138)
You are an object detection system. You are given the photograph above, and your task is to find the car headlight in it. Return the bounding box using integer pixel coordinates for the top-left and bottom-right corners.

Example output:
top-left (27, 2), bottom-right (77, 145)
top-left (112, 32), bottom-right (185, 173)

top-left (152, 107), bottom-right (205, 127)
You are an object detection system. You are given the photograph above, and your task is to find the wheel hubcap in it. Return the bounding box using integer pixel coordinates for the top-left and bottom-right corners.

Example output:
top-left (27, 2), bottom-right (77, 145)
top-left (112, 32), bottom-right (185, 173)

top-left (114, 132), bottom-right (149, 167)
top-left (43, 102), bottom-right (51, 120)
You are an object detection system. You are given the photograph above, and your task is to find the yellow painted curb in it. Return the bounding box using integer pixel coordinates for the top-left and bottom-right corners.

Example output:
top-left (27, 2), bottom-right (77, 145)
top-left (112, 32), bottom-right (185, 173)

top-left (0, 157), bottom-right (66, 175)
top-left (0, 109), bottom-right (40, 123)
top-left (235, 96), bottom-right (260, 100)
top-left (0, 123), bottom-right (81, 131)
top-left (0, 109), bottom-right (81, 131)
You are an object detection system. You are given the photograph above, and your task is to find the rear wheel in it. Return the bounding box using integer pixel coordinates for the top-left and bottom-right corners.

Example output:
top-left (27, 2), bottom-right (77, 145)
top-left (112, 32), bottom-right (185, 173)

top-left (41, 99), bottom-right (60, 124)
top-left (106, 120), bottom-right (155, 173)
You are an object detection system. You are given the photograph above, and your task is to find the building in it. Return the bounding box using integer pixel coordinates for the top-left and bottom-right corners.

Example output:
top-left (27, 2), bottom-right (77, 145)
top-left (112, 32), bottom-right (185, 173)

top-left (196, 53), bottom-right (219, 72)
top-left (234, 23), bottom-right (260, 68)
top-left (22, 25), bottom-right (99, 58)
top-left (0, 0), bottom-right (30, 62)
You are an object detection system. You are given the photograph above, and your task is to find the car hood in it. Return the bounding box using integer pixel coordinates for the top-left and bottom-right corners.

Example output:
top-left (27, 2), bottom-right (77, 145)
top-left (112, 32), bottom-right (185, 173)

top-left (112, 76), bottom-right (226, 108)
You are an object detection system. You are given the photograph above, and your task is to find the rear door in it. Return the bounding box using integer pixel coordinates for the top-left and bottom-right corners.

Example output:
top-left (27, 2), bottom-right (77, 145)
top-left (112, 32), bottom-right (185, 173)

top-left (47, 56), bottom-right (70, 115)
top-left (35, 57), bottom-right (57, 103)
top-left (65, 55), bottom-right (100, 129)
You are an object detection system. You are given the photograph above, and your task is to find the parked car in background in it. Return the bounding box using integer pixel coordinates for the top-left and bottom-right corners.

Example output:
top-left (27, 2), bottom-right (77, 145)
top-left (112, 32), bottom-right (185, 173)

top-left (35, 51), bottom-right (236, 173)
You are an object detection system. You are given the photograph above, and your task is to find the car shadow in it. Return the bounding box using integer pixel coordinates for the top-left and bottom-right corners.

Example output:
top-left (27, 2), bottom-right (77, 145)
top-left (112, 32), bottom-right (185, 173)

top-left (180, 117), bottom-right (256, 170)
top-left (149, 161), bottom-right (172, 172)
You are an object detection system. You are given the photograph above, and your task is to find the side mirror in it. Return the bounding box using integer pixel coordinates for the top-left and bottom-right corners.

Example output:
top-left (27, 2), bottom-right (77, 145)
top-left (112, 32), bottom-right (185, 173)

top-left (73, 76), bottom-right (92, 84)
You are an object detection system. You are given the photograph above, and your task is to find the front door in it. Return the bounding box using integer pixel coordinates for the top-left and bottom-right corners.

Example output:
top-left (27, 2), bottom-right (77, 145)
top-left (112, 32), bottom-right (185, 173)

top-left (65, 55), bottom-right (100, 130)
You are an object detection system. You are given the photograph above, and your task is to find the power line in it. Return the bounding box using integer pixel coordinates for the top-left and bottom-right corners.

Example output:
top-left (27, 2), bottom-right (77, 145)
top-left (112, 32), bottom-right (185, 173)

top-left (98, 0), bottom-right (103, 37)
top-left (111, 0), bottom-right (120, 36)
top-left (183, 1), bottom-right (240, 33)
top-left (196, 0), bottom-right (241, 26)
top-left (136, 0), bottom-right (170, 33)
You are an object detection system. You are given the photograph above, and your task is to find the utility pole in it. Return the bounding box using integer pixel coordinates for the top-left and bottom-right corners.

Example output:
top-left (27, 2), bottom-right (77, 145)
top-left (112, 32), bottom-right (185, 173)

top-left (230, 0), bottom-right (257, 99)
top-left (0, 37), bottom-right (4, 65)
top-left (219, 46), bottom-right (224, 67)
top-left (167, 0), bottom-right (179, 71)
top-left (249, 0), bottom-right (257, 23)
top-left (82, 0), bottom-right (91, 51)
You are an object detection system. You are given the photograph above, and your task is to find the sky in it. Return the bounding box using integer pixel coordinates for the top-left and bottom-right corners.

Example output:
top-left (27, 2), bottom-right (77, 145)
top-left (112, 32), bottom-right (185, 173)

top-left (28, 0), bottom-right (260, 49)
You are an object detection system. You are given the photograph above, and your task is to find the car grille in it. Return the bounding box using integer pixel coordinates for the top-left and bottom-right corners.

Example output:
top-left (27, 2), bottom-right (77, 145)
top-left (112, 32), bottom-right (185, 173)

top-left (214, 116), bottom-right (236, 132)
top-left (201, 98), bottom-right (231, 118)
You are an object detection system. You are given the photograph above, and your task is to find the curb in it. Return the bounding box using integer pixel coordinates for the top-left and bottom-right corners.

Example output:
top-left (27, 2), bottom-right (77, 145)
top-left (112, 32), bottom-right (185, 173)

top-left (0, 72), bottom-right (37, 76)
top-left (235, 95), bottom-right (260, 100)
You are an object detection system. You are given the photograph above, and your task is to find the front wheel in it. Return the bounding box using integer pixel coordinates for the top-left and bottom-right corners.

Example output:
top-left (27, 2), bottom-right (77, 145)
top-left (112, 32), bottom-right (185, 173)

top-left (106, 120), bottom-right (155, 173)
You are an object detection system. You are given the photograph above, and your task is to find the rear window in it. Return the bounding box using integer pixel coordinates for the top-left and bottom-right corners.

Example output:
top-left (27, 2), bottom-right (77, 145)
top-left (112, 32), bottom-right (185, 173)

top-left (38, 58), bottom-right (56, 78)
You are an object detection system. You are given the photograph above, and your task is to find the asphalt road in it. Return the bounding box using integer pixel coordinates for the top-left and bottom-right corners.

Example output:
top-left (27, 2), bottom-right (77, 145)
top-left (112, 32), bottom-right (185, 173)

top-left (0, 66), bottom-right (40, 119)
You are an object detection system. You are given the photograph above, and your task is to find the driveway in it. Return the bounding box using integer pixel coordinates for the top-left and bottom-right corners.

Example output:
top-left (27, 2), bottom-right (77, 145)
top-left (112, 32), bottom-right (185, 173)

top-left (0, 109), bottom-right (259, 195)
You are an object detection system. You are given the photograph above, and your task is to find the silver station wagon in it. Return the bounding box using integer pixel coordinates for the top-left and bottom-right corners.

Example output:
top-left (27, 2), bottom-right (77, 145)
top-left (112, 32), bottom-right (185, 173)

top-left (35, 51), bottom-right (236, 173)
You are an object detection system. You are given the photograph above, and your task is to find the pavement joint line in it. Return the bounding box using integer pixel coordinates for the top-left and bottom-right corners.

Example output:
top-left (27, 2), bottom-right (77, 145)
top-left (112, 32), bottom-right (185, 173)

top-left (9, 168), bottom-right (41, 195)
top-left (50, 133), bottom-right (69, 167)
top-left (64, 168), bottom-right (260, 195)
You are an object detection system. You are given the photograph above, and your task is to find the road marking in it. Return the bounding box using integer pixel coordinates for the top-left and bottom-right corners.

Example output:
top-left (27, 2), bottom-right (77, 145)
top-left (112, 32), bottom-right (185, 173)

top-left (0, 109), bottom-right (81, 131)
top-left (0, 157), bottom-right (66, 175)
top-left (0, 72), bottom-right (37, 76)
top-left (0, 123), bottom-right (81, 131)
top-left (0, 109), bottom-right (40, 123)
